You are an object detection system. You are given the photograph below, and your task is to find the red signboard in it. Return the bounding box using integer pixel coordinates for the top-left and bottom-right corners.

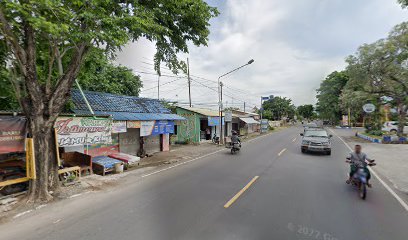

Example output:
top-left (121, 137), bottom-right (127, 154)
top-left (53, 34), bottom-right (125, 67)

top-left (0, 116), bottom-right (27, 154)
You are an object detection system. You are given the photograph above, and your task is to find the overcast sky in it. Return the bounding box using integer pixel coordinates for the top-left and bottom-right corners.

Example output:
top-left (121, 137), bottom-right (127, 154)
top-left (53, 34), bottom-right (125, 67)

top-left (116, 0), bottom-right (407, 110)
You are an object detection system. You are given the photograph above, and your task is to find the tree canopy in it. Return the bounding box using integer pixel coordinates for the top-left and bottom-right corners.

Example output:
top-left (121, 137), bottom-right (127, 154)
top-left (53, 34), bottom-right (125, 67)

top-left (76, 48), bottom-right (142, 96)
top-left (344, 22), bottom-right (408, 134)
top-left (316, 71), bottom-right (349, 123)
top-left (297, 104), bottom-right (315, 119)
top-left (398, 0), bottom-right (408, 8)
top-left (262, 96), bottom-right (296, 120)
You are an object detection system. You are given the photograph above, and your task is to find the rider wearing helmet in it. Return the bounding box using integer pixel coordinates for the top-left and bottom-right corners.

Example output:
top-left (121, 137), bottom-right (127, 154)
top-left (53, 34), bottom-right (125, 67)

top-left (231, 130), bottom-right (241, 144)
top-left (346, 145), bottom-right (375, 187)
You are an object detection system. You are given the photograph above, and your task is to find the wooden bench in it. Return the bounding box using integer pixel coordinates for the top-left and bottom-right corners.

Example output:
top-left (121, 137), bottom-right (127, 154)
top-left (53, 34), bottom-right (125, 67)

top-left (62, 152), bottom-right (93, 176)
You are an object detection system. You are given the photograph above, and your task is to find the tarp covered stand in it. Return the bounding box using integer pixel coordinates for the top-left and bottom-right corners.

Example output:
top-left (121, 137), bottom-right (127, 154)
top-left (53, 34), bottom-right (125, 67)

top-left (0, 138), bottom-right (36, 188)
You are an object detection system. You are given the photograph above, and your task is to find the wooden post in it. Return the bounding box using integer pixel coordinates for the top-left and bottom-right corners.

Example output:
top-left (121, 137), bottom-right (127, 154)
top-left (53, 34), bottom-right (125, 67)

top-left (54, 128), bottom-right (61, 166)
top-left (27, 138), bottom-right (36, 179)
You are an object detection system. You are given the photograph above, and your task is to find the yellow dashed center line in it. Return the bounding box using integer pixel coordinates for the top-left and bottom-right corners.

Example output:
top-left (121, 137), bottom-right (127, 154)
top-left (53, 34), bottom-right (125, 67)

top-left (278, 148), bottom-right (287, 156)
top-left (224, 176), bottom-right (259, 208)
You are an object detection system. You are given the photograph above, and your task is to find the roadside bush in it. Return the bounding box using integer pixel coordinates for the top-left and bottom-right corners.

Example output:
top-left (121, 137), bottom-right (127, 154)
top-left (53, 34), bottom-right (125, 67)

top-left (364, 122), bottom-right (382, 132)
top-left (269, 126), bottom-right (275, 131)
top-left (367, 130), bottom-right (383, 136)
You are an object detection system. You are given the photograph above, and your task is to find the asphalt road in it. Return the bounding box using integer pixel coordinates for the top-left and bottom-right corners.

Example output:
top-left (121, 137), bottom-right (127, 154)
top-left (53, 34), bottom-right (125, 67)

top-left (1, 127), bottom-right (408, 240)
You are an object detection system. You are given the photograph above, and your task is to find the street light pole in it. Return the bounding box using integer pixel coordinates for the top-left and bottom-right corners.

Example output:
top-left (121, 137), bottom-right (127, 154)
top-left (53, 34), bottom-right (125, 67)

top-left (217, 59), bottom-right (254, 144)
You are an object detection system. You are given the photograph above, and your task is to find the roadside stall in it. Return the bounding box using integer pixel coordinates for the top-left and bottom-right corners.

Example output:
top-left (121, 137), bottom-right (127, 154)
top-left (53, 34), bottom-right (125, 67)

top-left (0, 116), bottom-right (36, 195)
top-left (54, 115), bottom-right (114, 176)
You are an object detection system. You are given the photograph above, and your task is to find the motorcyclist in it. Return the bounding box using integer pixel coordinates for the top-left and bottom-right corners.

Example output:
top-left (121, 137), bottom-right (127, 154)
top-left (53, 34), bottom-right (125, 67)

top-left (231, 130), bottom-right (241, 145)
top-left (346, 144), bottom-right (375, 187)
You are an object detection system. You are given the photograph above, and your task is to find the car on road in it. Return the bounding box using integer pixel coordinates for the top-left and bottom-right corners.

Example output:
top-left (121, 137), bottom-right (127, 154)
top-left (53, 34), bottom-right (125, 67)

top-left (381, 121), bottom-right (408, 134)
top-left (303, 123), bottom-right (323, 133)
top-left (300, 129), bottom-right (332, 155)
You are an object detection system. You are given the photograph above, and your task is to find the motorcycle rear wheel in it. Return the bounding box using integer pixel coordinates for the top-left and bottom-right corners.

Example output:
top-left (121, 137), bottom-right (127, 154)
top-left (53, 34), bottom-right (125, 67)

top-left (359, 184), bottom-right (367, 200)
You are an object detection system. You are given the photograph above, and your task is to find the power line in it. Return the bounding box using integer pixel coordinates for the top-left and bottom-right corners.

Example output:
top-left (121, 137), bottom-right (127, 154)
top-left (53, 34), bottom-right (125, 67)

top-left (141, 78), bottom-right (182, 92)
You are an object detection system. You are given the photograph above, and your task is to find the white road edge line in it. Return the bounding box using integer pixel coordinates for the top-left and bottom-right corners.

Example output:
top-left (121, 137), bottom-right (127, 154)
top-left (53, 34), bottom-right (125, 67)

top-left (141, 148), bottom-right (226, 178)
top-left (142, 130), bottom-right (281, 178)
top-left (278, 148), bottom-right (287, 156)
top-left (329, 128), bottom-right (408, 212)
top-left (13, 210), bottom-right (32, 219)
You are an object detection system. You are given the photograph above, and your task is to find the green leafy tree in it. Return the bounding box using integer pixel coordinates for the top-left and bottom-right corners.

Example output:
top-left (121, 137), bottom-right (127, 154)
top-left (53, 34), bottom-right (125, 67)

top-left (0, 40), bottom-right (19, 110)
top-left (160, 99), bottom-right (177, 113)
top-left (77, 48), bottom-right (142, 96)
top-left (0, 0), bottom-right (218, 202)
top-left (344, 22), bottom-right (408, 135)
top-left (262, 96), bottom-right (296, 120)
top-left (398, 0), bottom-right (408, 8)
top-left (297, 104), bottom-right (314, 119)
top-left (316, 71), bottom-right (349, 123)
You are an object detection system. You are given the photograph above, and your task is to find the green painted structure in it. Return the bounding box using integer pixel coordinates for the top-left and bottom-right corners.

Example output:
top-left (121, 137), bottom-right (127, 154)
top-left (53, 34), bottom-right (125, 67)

top-left (175, 107), bottom-right (202, 143)
top-left (175, 107), bottom-right (225, 144)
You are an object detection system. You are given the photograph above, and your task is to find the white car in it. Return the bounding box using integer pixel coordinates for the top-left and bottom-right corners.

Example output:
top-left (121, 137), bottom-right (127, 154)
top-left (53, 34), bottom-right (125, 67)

top-left (381, 121), bottom-right (408, 134)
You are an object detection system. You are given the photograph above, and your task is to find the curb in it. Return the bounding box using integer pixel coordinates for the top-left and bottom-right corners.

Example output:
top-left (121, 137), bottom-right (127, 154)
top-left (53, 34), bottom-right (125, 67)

top-left (356, 132), bottom-right (382, 143)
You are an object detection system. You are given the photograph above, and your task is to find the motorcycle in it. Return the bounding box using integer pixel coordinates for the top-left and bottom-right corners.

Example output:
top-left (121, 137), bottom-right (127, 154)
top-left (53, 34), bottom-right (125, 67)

top-left (346, 160), bottom-right (376, 200)
top-left (212, 134), bottom-right (220, 144)
top-left (227, 141), bottom-right (241, 154)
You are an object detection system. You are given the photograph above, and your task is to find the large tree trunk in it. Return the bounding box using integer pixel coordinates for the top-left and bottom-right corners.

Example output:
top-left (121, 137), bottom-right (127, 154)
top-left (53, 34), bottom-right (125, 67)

top-left (26, 115), bottom-right (59, 203)
top-left (397, 102), bottom-right (407, 137)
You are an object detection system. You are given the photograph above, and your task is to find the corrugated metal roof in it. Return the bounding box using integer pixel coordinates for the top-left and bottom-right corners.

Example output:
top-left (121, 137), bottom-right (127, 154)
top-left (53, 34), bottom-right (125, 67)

top-left (239, 117), bottom-right (260, 124)
top-left (232, 110), bottom-right (260, 117)
top-left (177, 107), bottom-right (223, 117)
top-left (72, 110), bottom-right (185, 121)
top-left (70, 89), bottom-right (184, 121)
top-left (71, 89), bottom-right (171, 114)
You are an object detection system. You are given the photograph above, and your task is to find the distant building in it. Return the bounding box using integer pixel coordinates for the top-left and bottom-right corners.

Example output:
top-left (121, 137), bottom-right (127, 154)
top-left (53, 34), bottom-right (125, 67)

top-left (230, 110), bottom-right (260, 135)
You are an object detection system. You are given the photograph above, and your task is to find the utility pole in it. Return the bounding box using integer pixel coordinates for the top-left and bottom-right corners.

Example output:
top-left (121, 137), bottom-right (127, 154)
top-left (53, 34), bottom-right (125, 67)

top-left (244, 102), bottom-right (246, 112)
top-left (220, 82), bottom-right (224, 142)
top-left (217, 59), bottom-right (254, 144)
top-left (187, 58), bottom-right (192, 107)
top-left (157, 75), bottom-right (160, 100)
top-left (260, 97), bottom-right (263, 133)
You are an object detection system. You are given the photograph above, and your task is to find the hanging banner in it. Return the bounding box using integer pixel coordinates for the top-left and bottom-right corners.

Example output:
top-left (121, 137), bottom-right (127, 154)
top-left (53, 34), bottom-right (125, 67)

top-left (0, 116), bottom-right (27, 154)
top-left (225, 111), bottom-right (232, 122)
top-left (140, 121), bottom-right (156, 136)
top-left (151, 121), bottom-right (174, 136)
top-left (112, 121), bottom-right (127, 133)
top-left (55, 117), bottom-right (112, 147)
top-left (140, 121), bottom-right (175, 136)
top-left (208, 117), bottom-right (225, 126)
top-left (127, 120), bottom-right (141, 128)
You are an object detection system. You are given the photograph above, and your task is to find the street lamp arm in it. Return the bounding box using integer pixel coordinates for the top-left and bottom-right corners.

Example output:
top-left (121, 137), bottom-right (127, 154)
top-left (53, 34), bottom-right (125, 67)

top-left (217, 59), bottom-right (254, 145)
top-left (218, 59), bottom-right (254, 80)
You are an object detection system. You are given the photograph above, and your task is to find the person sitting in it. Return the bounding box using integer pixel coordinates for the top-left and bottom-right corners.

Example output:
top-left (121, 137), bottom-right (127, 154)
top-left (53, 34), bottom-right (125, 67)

top-left (231, 131), bottom-right (241, 145)
top-left (346, 144), bottom-right (375, 187)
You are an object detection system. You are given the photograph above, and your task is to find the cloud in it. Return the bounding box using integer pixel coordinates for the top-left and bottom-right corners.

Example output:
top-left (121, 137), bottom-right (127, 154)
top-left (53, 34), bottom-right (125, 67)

top-left (116, 0), bottom-right (407, 109)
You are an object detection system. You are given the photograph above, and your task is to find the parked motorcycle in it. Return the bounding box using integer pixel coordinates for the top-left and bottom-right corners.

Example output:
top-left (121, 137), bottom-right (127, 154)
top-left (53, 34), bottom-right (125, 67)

top-left (346, 160), bottom-right (376, 200)
top-left (212, 134), bottom-right (220, 144)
